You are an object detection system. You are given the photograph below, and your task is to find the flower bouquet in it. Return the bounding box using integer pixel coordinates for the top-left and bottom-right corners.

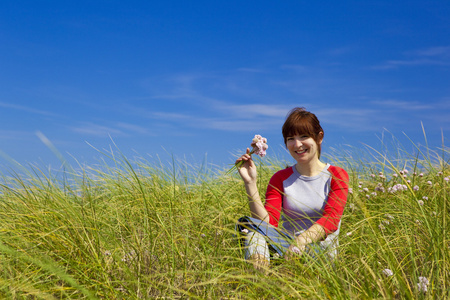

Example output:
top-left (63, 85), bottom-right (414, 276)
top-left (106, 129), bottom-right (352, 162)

top-left (226, 134), bottom-right (268, 175)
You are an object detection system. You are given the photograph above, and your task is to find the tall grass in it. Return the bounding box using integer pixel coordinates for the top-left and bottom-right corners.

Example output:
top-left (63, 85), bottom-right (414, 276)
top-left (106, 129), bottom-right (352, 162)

top-left (0, 137), bottom-right (449, 299)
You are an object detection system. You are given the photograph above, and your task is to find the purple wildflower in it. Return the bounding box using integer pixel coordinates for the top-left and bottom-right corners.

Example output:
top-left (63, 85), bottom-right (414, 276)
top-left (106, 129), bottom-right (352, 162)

top-left (385, 214), bottom-right (394, 220)
top-left (418, 200), bottom-right (424, 206)
top-left (427, 181), bottom-right (433, 186)
top-left (422, 196), bottom-right (428, 200)
top-left (382, 269), bottom-right (394, 277)
top-left (444, 177), bottom-right (449, 182)
top-left (417, 277), bottom-right (429, 293)
top-left (388, 184), bottom-right (408, 193)
top-left (375, 183), bottom-right (385, 192)
top-left (413, 185), bottom-right (419, 191)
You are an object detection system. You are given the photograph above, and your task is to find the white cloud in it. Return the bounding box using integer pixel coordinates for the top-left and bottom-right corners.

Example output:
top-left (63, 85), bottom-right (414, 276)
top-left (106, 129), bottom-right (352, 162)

top-left (0, 101), bottom-right (58, 116)
top-left (373, 45), bottom-right (450, 69)
top-left (71, 122), bottom-right (123, 137)
top-left (0, 130), bottom-right (33, 140)
top-left (116, 122), bottom-right (155, 135)
top-left (222, 104), bottom-right (291, 118)
top-left (369, 100), bottom-right (433, 110)
top-left (411, 46), bottom-right (450, 57)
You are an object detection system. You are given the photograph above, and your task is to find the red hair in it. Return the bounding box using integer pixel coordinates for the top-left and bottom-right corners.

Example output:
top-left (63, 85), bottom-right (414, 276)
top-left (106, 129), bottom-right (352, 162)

top-left (282, 107), bottom-right (324, 158)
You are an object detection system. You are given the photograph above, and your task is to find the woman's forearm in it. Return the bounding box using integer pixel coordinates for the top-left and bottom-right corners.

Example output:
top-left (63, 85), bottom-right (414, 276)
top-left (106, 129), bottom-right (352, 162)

top-left (295, 223), bottom-right (326, 248)
top-left (244, 182), bottom-right (270, 223)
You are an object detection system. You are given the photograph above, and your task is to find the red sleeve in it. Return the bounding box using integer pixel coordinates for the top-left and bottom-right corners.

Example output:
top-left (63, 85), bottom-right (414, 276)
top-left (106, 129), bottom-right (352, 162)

top-left (264, 168), bottom-right (293, 227)
top-left (315, 166), bottom-right (349, 234)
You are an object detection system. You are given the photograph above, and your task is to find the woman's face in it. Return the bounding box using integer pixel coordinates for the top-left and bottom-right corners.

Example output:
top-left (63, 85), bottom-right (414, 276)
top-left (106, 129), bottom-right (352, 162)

top-left (286, 133), bottom-right (322, 164)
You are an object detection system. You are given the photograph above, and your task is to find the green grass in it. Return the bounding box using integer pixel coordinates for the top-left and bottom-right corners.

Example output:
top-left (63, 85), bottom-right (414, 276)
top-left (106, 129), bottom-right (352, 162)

top-left (0, 139), bottom-right (449, 299)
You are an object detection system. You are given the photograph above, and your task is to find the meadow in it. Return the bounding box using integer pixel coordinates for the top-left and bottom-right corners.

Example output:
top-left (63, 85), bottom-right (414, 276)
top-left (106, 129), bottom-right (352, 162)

top-left (0, 136), bottom-right (449, 299)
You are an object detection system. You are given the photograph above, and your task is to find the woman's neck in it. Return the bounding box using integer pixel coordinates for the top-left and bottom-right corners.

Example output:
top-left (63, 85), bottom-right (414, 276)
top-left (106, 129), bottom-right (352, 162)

top-left (295, 160), bottom-right (327, 177)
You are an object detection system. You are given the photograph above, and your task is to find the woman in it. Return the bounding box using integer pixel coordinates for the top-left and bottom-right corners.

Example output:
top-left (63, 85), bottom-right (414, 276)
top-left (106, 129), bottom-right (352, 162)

top-left (235, 107), bottom-right (349, 269)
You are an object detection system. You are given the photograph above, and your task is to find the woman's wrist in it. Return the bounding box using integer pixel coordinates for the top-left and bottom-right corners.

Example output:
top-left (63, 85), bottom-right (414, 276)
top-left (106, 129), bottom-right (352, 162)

top-left (295, 236), bottom-right (309, 248)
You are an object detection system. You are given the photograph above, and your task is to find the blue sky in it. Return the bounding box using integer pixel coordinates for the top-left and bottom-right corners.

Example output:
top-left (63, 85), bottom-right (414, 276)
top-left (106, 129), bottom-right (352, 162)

top-left (1, 1), bottom-right (449, 170)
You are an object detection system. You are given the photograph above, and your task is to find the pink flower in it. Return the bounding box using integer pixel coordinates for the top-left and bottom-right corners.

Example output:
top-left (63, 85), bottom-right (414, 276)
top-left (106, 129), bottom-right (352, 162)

top-left (250, 134), bottom-right (269, 157)
top-left (227, 134), bottom-right (268, 175)
top-left (444, 177), bottom-right (449, 182)
top-left (418, 200), bottom-right (424, 206)
top-left (427, 181), bottom-right (433, 186)
top-left (413, 185), bottom-right (419, 191)
top-left (382, 269), bottom-right (393, 277)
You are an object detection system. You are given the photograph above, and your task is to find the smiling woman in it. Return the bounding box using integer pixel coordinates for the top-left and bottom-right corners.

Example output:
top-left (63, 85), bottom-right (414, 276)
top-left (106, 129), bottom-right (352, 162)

top-left (234, 107), bottom-right (349, 270)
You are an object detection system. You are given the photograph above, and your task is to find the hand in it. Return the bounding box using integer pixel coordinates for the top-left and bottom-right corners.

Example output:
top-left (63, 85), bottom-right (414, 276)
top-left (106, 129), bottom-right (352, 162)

top-left (285, 244), bottom-right (305, 261)
top-left (235, 148), bottom-right (257, 184)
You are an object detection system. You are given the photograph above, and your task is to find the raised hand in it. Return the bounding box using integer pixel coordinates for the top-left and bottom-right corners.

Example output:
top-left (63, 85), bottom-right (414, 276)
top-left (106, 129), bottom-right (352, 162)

top-left (235, 148), bottom-right (258, 184)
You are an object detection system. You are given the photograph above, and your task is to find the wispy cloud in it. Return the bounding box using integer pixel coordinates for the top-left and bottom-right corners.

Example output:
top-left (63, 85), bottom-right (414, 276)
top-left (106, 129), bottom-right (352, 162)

top-left (220, 104), bottom-right (291, 118)
top-left (71, 122), bottom-right (123, 137)
top-left (373, 46), bottom-right (450, 69)
top-left (237, 67), bottom-right (267, 73)
top-left (369, 100), bottom-right (434, 110)
top-left (0, 101), bottom-right (58, 116)
top-left (0, 129), bottom-right (33, 140)
top-left (116, 122), bottom-right (155, 135)
top-left (71, 121), bottom-right (162, 137)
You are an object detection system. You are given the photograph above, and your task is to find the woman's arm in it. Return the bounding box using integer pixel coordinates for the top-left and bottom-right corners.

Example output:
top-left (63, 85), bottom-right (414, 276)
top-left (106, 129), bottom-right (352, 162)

top-left (244, 181), bottom-right (270, 223)
top-left (286, 223), bottom-right (326, 258)
top-left (236, 148), bottom-right (270, 222)
top-left (315, 166), bottom-right (349, 234)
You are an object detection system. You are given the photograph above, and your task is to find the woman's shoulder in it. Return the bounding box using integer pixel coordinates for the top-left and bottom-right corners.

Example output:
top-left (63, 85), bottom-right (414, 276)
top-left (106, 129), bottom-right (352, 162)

top-left (270, 165), bottom-right (295, 181)
top-left (327, 165), bottom-right (349, 180)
